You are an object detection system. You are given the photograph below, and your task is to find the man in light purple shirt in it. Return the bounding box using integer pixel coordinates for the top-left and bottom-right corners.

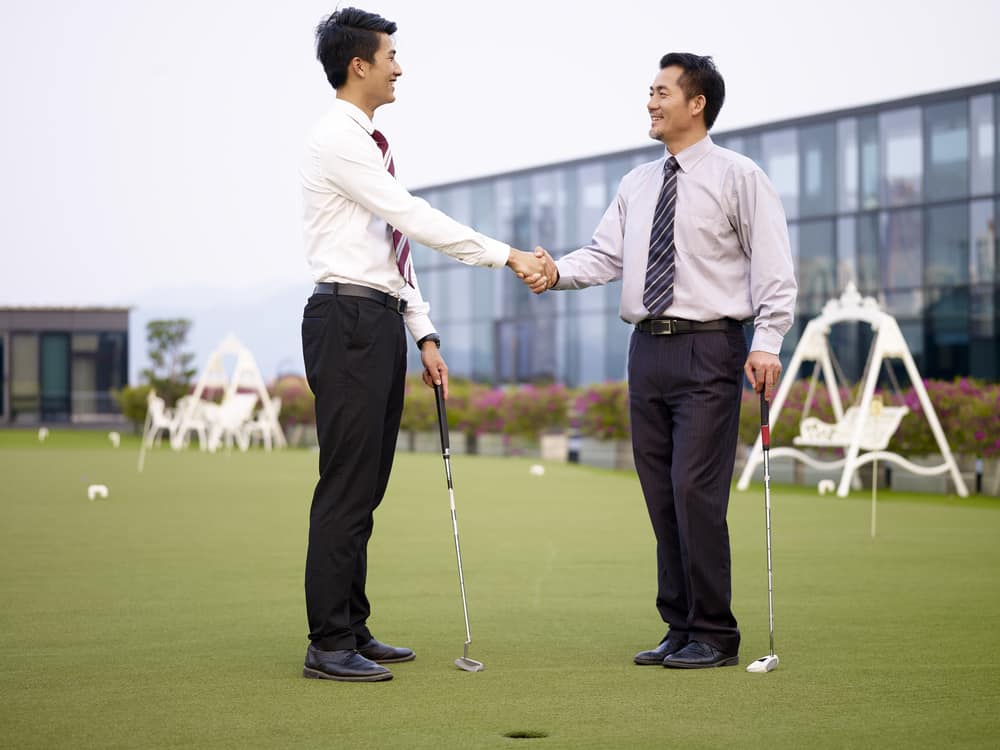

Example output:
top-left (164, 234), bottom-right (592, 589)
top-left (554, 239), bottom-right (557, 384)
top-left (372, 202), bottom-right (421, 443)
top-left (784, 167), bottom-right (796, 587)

top-left (534, 53), bottom-right (797, 669)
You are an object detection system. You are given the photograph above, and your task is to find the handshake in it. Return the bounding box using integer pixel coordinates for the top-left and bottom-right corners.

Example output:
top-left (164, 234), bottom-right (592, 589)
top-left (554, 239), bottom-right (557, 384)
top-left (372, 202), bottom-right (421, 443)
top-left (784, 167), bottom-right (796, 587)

top-left (506, 247), bottom-right (558, 294)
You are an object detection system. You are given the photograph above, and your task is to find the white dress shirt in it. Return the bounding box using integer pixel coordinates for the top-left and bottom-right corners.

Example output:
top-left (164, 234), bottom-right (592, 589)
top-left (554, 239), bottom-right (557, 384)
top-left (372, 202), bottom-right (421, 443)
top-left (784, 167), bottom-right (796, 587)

top-left (553, 135), bottom-right (797, 354)
top-left (301, 99), bottom-right (510, 343)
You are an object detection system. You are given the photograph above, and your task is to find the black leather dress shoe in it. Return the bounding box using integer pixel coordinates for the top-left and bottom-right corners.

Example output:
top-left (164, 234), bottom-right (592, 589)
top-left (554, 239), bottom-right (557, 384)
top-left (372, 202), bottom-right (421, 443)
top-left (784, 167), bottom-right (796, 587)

top-left (303, 645), bottom-right (392, 682)
top-left (663, 640), bottom-right (739, 669)
top-left (357, 637), bottom-right (415, 664)
top-left (634, 634), bottom-right (688, 665)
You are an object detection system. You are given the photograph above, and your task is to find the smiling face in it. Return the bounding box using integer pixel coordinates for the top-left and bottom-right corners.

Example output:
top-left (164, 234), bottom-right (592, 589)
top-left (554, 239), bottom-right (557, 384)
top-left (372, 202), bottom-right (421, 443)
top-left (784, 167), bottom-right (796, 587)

top-left (358, 32), bottom-right (402, 112)
top-left (647, 65), bottom-right (705, 151)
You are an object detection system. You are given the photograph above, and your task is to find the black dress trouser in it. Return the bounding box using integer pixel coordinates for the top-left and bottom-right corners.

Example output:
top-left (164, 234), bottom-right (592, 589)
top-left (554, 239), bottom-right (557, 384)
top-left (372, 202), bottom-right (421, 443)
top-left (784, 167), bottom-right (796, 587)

top-left (627, 325), bottom-right (747, 655)
top-left (301, 292), bottom-right (407, 651)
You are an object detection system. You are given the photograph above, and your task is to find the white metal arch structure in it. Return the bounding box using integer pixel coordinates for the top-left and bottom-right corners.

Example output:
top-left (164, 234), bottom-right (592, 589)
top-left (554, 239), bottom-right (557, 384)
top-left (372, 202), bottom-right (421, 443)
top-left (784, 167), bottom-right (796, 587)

top-left (171, 333), bottom-right (287, 452)
top-left (736, 284), bottom-right (968, 498)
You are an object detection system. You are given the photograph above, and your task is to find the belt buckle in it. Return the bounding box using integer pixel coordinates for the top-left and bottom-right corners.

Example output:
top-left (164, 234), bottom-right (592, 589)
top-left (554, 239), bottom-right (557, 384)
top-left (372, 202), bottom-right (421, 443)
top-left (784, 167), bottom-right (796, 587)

top-left (656, 319), bottom-right (676, 335)
top-left (393, 297), bottom-right (406, 314)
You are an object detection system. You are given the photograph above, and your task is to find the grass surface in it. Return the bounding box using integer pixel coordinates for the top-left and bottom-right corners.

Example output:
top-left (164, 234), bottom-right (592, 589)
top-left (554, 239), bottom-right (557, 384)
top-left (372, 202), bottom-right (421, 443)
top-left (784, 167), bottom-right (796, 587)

top-left (1, 430), bottom-right (999, 749)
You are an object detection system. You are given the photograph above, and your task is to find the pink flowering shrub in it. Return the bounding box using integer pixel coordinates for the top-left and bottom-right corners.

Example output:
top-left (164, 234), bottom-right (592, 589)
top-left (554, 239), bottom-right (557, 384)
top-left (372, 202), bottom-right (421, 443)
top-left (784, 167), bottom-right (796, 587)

top-left (269, 375), bottom-right (315, 428)
top-left (738, 377), bottom-right (1000, 458)
top-left (501, 384), bottom-right (571, 437)
top-left (573, 382), bottom-right (630, 440)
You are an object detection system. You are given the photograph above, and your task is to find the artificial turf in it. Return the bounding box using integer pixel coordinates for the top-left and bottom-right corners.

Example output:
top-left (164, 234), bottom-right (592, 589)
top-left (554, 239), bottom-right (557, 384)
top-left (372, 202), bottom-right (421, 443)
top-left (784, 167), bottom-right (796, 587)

top-left (1, 430), bottom-right (998, 749)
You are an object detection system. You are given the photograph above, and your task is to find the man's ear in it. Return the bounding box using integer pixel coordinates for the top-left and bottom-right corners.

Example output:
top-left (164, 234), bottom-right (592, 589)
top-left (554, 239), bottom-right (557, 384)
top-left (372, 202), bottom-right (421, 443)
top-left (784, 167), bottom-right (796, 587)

top-left (689, 93), bottom-right (706, 119)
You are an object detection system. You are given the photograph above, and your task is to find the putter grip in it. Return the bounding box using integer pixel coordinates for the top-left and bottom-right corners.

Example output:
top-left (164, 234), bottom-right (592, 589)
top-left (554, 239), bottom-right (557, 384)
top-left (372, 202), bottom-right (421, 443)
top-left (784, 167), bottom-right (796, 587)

top-left (434, 383), bottom-right (450, 451)
top-left (759, 389), bottom-right (771, 448)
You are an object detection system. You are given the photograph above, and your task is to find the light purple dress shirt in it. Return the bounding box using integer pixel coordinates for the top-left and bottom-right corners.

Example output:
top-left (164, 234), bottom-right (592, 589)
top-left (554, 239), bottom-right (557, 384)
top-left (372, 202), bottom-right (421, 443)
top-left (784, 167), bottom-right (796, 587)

top-left (553, 135), bottom-right (797, 354)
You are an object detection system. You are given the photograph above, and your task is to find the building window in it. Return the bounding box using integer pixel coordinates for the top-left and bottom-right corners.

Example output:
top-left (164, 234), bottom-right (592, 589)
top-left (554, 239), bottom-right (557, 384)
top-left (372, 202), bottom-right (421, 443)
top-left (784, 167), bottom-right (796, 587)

top-left (11, 333), bottom-right (39, 422)
top-left (798, 219), bottom-right (836, 315)
top-left (859, 115), bottom-right (879, 210)
top-left (40, 332), bottom-right (71, 421)
top-left (926, 203), bottom-right (970, 288)
top-left (836, 216), bottom-right (858, 290)
top-left (970, 199), bottom-right (996, 284)
top-left (880, 209), bottom-right (923, 316)
top-left (837, 118), bottom-right (859, 212)
top-left (575, 163), bottom-right (606, 249)
top-left (924, 99), bottom-right (969, 202)
top-left (970, 94), bottom-right (995, 196)
top-left (761, 128), bottom-right (799, 219)
top-left (857, 212), bottom-right (880, 294)
top-left (924, 286), bottom-right (970, 380)
top-left (71, 333), bottom-right (99, 418)
top-left (879, 107), bottom-right (922, 206)
top-left (799, 122), bottom-right (837, 217)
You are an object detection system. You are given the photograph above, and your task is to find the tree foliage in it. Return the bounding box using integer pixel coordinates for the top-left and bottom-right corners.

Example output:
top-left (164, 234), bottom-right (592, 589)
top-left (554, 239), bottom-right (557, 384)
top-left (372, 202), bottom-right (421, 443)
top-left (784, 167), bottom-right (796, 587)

top-left (140, 319), bottom-right (197, 406)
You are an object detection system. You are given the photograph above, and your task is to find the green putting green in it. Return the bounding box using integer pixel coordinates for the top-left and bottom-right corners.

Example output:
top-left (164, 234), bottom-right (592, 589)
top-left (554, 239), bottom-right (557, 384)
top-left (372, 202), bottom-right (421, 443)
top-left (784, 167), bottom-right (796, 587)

top-left (1, 430), bottom-right (998, 749)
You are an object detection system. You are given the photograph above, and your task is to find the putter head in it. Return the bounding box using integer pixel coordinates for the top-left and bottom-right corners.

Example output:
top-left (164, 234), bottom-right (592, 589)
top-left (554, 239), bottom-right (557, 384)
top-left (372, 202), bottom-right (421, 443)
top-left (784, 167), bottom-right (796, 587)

top-left (455, 657), bottom-right (484, 672)
top-left (746, 654), bottom-right (779, 673)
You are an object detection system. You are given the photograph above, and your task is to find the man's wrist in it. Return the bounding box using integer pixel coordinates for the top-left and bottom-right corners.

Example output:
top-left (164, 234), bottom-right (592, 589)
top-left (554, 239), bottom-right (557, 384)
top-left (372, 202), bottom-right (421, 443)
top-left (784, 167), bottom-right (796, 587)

top-left (417, 333), bottom-right (441, 350)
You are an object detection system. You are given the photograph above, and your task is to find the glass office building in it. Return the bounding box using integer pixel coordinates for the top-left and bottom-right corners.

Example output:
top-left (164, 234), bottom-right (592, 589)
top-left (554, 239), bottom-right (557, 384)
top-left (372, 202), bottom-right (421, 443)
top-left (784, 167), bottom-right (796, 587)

top-left (0, 308), bottom-right (129, 425)
top-left (408, 81), bottom-right (1000, 386)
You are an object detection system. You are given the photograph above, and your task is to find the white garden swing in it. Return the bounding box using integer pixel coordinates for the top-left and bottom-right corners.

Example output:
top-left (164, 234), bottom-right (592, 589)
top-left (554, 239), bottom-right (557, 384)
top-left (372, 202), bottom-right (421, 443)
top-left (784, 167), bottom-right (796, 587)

top-left (736, 283), bottom-right (969, 498)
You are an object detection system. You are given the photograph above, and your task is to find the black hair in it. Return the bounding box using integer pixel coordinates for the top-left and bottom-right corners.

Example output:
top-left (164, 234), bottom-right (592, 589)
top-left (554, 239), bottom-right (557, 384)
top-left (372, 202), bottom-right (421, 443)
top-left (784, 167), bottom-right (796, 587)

top-left (315, 7), bottom-right (397, 89)
top-left (659, 53), bottom-right (725, 130)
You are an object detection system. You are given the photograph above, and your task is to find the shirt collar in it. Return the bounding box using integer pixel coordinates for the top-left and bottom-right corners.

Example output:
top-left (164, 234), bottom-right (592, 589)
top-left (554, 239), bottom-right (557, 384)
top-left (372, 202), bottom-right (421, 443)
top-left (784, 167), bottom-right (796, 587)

top-left (666, 134), bottom-right (714, 173)
top-left (333, 97), bottom-right (375, 135)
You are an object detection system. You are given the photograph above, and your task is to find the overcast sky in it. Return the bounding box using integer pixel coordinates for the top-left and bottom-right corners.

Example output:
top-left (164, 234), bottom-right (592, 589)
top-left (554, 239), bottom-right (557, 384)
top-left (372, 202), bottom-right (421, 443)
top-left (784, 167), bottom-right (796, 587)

top-left (2, 0), bottom-right (999, 311)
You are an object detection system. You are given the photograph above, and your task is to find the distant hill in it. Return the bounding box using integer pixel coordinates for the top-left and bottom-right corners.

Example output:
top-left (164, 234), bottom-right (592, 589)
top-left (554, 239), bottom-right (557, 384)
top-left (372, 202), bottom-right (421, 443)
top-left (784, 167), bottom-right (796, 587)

top-left (129, 282), bottom-right (313, 384)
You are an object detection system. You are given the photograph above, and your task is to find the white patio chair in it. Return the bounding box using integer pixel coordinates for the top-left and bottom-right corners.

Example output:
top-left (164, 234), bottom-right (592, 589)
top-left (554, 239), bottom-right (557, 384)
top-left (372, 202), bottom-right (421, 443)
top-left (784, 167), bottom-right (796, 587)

top-left (172, 395), bottom-right (212, 451)
top-left (246, 397), bottom-right (282, 451)
top-left (206, 393), bottom-right (259, 453)
top-left (142, 393), bottom-right (176, 448)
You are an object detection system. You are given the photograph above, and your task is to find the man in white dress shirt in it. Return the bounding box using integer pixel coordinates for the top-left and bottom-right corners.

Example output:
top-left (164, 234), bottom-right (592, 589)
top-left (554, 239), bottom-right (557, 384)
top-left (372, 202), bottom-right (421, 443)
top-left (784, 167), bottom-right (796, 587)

top-left (532, 53), bottom-right (797, 670)
top-left (299, 7), bottom-right (547, 683)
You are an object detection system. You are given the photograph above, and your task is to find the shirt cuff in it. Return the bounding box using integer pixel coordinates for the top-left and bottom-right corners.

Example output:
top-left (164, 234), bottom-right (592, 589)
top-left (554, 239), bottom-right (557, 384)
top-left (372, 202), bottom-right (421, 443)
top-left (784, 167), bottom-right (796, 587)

top-left (481, 239), bottom-right (511, 269)
top-left (405, 312), bottom-right (436, 344)
top-left (750, 328), bottom-right (783, 355)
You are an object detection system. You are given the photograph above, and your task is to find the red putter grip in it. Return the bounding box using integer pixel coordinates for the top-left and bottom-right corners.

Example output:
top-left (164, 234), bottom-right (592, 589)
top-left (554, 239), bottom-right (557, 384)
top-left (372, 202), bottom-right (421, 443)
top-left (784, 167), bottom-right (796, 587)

top-left (759, 390), bottom-right (771, 449)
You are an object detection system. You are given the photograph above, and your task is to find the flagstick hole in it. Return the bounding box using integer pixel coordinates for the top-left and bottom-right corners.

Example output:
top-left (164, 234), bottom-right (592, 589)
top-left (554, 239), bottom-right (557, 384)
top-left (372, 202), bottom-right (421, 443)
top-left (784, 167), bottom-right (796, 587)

top-left (504, 731), bottom-right (549, 739)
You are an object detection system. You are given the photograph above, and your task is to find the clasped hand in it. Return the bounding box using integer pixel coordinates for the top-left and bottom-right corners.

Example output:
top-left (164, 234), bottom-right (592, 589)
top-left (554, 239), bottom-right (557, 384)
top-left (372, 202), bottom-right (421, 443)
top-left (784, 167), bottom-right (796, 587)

top-left (506, 247), bottom-right (558, 294)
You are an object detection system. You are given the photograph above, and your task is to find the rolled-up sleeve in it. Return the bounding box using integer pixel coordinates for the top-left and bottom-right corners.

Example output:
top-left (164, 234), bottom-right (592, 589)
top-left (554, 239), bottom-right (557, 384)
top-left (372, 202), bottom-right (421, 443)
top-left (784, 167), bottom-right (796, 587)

top-left (734, 169), bottom-right (797, 354)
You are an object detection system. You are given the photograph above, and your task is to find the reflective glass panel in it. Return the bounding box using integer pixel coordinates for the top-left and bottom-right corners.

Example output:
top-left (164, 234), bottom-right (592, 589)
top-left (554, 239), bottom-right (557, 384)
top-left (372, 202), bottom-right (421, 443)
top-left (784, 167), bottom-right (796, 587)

top-left (924, 99), bottom-right (969, 201)
top-left (879, 107), bottom-right (922, 206)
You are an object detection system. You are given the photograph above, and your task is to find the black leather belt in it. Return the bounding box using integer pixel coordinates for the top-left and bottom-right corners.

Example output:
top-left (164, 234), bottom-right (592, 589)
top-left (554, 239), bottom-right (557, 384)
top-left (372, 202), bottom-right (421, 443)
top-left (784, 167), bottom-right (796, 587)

top-left (313, 282), bottom-right (407, 314)
top-left (635, 317), bottom-right (739, 335)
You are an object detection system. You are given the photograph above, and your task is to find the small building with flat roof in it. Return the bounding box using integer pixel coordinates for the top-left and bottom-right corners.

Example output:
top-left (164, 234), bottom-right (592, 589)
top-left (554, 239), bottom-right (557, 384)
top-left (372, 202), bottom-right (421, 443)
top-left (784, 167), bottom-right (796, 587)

top-left (0, 307), bottom-right (129, 425)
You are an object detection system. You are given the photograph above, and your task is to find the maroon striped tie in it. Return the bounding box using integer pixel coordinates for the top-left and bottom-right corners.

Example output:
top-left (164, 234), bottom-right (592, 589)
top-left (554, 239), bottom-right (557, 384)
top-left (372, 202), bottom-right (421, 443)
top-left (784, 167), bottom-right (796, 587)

top-left (371, 129), bottom-right (414, 287)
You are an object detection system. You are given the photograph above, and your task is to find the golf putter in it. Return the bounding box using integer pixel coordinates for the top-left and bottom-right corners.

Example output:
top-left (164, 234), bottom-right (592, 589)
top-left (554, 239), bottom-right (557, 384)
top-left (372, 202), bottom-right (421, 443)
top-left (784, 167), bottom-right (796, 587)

top-left (433, 383), bottom-right (485, 672)
top-left (747, 388), bottom-right (780, 674)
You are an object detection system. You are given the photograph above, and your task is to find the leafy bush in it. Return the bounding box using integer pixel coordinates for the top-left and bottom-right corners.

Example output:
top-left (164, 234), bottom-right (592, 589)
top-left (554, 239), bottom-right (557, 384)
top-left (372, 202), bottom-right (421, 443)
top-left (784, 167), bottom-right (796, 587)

top-left (269, 375), bottom-right (315, 428)
top-left (399, 375), bottom-right (438, 433)
top-left (112, 384), bottom-right (153, 432)
top-left (501, 384), bottom-right (570, 438)
top-left (573, 382), bottom-right (630, 440)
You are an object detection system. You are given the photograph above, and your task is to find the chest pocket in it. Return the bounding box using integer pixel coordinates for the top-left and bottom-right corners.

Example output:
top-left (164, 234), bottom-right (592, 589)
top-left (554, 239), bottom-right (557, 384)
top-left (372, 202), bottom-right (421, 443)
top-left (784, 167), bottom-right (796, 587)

top-left (686, 213), bottom-right (736, 259)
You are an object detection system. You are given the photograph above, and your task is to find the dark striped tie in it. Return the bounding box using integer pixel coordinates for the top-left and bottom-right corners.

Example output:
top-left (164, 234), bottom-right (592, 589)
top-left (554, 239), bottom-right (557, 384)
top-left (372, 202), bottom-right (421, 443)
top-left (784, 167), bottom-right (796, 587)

top-left (642, 156), bottom-right (680, 316)
top-left (371, 129), bottom-right (414, 287)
